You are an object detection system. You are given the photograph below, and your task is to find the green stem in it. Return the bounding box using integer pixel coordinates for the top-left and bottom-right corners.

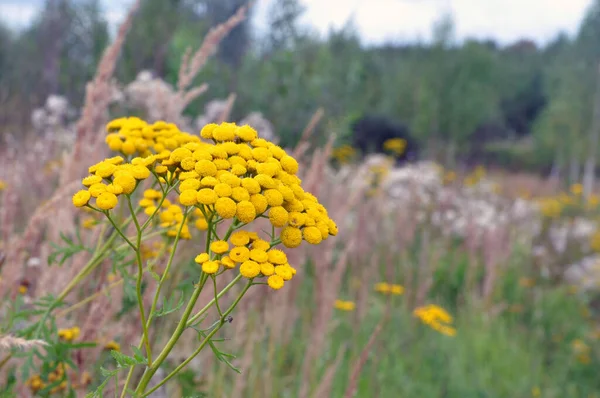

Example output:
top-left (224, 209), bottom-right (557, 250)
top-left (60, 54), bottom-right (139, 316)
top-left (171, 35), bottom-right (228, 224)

top-left (131, 274), bottom-right (209, 394)
top-left (106, 213), bottom-right (136, 250)
top-left (145, 212), bottom-right (189, 329)
top-left (127, 197), bottom-right (142, 234)
top-left (139, 280), bottom-right (252, 396)
top-left (123, 196), bottom-right (152, 367)
top-left (212, 276), bottom-right (223, 317)
top-left (94, 222), bottom-right (109, 252)
top-left (128, 214), bottom-right (216, 395)
top-left (186, 274), bottom-right (243, 327)
top-left (270, 238), bottom-right (281, 248)
top-left (115, 230), bottom-right (163, 252)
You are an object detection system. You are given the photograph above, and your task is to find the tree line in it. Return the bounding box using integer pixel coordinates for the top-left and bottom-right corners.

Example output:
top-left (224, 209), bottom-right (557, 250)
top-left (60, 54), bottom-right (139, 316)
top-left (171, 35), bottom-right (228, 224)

top-left (2, 0), bottom-right (600, 185)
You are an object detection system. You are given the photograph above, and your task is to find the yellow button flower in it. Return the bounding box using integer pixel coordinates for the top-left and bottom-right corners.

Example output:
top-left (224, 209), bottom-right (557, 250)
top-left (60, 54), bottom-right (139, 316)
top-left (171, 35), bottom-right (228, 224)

top-left (281, 226), bottom-right (302, 248)
top-left (236, 201), bottom-right (256, 223)
top-left (72, 190), bottom-right (91, 207)
top-left (303, 226), bottom-right (323, 245)
top-left (96, 192), bottom-right (118, 210)
top-left (197, 188), bottom-right (218, 205)
top-left (240, 260), bottom-right (260, 278)
top-left (230, 231), bottom-right (250, 247)
top-left (202, 261), bottom-right (220, 274)
top-left (267, 275), bottom-right (284, 290)
top-left (215, 197), bottom-right (237, 218)
top-left (210, 240), bottom-right (229, 255)
top-left (229, 246), bottom-right (250, 262)
top-left (268, 206), bottom-right (289, 227)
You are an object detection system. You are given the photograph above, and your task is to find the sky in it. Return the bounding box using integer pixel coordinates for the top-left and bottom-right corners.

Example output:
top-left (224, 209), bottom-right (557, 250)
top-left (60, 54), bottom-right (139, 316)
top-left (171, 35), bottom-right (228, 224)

top-left (0, 0), bottom-right (594, 46)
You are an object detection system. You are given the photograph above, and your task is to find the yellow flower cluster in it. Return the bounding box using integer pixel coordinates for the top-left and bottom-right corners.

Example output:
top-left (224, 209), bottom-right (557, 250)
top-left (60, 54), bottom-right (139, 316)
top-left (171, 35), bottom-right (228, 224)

top-left (366, 161), bottom-right (393, 197)
top-left (535, 186), bottom-right (600, 219)
top-left (463, 165), bottom-right (486, 187)
top-left (443, 170), bottom-right (457, 184)
top-left (374, 282), bottom-right (404, 295)
top-left (74, 117), bottom-right (337, 291)
top-left (58, 326), bottom-right (81, 342)
top-left (0, 180), bottom-right (6, 191)
top-left (176, 122), bottom-right (337, 247)
top-left (27, 363), bottom-right (68, 394)
top-left (105, 117), bottom-right (201, 157)
top-left (334, 299), bottom-right (356, 311)
top-left (140, 241), bottom-right (168, 261)
top-left (537, 197), bottom-right (562, 218)
top-left (195, 231), bottom-right (296, 290)
top-left (589, 231), bottom-right (600, 252)
top-left (78, 206), bottom-right (101, 230)
top-left (73, 118), bottom-right (203, 212)
top-left (26, 362), bottom-right (91, 394)
top-left (18, 282), bottom-right (29, 295)
top-left (571, 339), bottom-right (591, 364)
top-left (518, 277), bottom-right (536, 288)
top-left (72, 154), bottom-right (154, 210)
top-left (331, 144), bottom-right (356, 164)
top-left (81, 217), bottom-right (98, 229)
top-left (383, 138), bottom-right (406, 156)
top-left (570, 183), bottom-right (583, 196)
top-left (588, 194), bottom-right (600, 209)
top-left (104, 340), bottom-right (121, 352)
top-left (413, 304), bottom-right (456, 336)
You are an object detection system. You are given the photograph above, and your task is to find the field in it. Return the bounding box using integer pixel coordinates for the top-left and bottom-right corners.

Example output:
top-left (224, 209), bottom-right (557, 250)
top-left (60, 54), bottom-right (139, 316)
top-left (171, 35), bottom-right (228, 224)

top-left (1, 2), bottom-right (600, 398)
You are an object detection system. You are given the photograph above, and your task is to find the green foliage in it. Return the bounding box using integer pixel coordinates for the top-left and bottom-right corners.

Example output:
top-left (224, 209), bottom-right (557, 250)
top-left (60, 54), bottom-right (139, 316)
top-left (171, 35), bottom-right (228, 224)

top-left (4, 0), bottom-right (600, 174)
top-left (200, 245), bottom-right (600, 398)
top-left (153, 292), bottom-right (185, 317)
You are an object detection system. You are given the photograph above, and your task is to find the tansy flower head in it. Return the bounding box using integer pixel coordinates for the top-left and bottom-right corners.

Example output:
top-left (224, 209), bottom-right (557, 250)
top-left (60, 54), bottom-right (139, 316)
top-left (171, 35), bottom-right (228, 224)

top-left (73, 190), bottom-right (91, 207)
top-left (334, 300), bottom-right (355, 311)
top-left (230, 231), bottom-right (250, 246)
top-left (195, 252), bottom-right (210, 264)
top-left (104, 340), bottom-right (121, 352)
top-left (267, 249), bottom-right (287, 265)
top-left (96, 192), bottom-right (119, 210)
top-left (230, 246), bottom-right (250, 262)
top-left (267, 275), bottom-right (284, 290)
top-left (202, 260), bottom-right (220, 274)
top-left (413, 304), bottom-right (456, 336)
top-left (240, 260), bottom-right (260, 278)
top-left (252, 239), bottom-right (271, 251)
top-left (210, 240), bottom-right (229, 255)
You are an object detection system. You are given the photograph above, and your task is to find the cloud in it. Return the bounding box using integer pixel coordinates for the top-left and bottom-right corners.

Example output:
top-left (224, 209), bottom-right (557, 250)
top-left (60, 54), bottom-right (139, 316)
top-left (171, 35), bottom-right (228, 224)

top-left (0, 3), bottom-right (40, 29)
top-left (0, 0), bottom-right (593, 45)
top-left (449, 0), bottom-right (592, 43)
top-left (256, 0), bottom-right (593, 45)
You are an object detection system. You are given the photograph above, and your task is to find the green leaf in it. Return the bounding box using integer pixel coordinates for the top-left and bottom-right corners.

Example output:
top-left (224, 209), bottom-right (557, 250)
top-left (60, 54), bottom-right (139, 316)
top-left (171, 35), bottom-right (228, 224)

top-left (130, 346), bottom-right (147, 365)
top-left (191, 325), bottom-right (241, 373)
top-left (64, 342), bottom-right (98, 349)
top-left (187, 313), bottom-right (208, 329)
top-left (110, 350), bottom-right (144, 367)
top-left (85, 374), bottom-right (114, 398)
top-left (100, 367), bottom-right (118, 378)
top-left (47, 232), bottom-right (90, 266)
top-left (206, 338), bottom-right (241, 373)
top-left (149, 270), bottom-right (161, 281)
top-left (154, 292), bottom-right (184, 317)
